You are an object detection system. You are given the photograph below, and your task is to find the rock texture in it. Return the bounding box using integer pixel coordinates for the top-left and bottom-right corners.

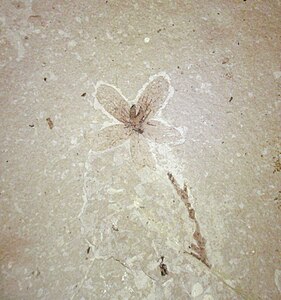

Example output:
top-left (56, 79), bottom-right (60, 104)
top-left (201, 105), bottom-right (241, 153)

top-left (1, 1), bottom-right (280, 299)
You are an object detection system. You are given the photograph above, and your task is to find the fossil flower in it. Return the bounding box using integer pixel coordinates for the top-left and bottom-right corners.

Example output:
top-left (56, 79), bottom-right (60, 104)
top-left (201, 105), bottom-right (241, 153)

top-left (87, 74), bottom-right (183, 168)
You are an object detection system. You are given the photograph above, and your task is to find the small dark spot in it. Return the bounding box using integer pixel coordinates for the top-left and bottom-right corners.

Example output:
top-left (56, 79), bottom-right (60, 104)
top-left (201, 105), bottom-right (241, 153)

top-left (177, 66), bottom-right (180, 69)
top-left (159, 256), bottom-right (168, 276)
top-left (172, 23), bottom-right (174, 26)
top-left (31, 269), bottom-right (40, 277)
top-left (43, 77), bottom-right (47, 82)
top-left (222, 141), bottom-right (224, 144)
top-left (273, 156), bottom-right (281, 173)
top-left (46, 117), bottom-right (54, 129)
top-left (112, 224), bottom-right (119, 231)
top-left (76, 152), bottom-right (79, 155)
top-left (261, 154), bottom-right (263, 158)
top-left (225, 72), bottom-right (233, 79)
top-left (229, 96), bottom-right (233, 102)
top-left (105, 0), bottom-right (108, 3)
top-left (217, 12), bottom-right (220, 15)
top-left (24, 36), bottom-right (29, 40)
top-left (222, 57), bottom-right (229, 64)
top-left (192, 29), bottom-right (195, 32)
top-left (212, 50), bottom-right (215, 53)
top-left (87, 246), bottom-right (91, 254)
top-left (157, 28), bottom-right (162, 33)
top-left (133, 128), bottom-right (144, 134)
top-left (6, 160), bottom-right (8, 163)
top-left (237, 42), bottom-right (240, 45)
top-left (29, 124), bottom-right (34, 127)
top-left (81, 92), bottom-right (86, 97)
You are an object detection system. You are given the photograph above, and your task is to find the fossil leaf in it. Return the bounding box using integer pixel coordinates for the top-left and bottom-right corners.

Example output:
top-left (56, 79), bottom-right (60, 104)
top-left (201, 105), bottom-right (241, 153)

top-left (130, 134), bottom-right (155, 169)
top-left (144, 120), bottom-right (184, 145)
top-left (85, 124), bottom-right (130, 152)
top-left (136, 75), bottom-right (170, 121)
top-left (95, 84), bottom-right (130, 123)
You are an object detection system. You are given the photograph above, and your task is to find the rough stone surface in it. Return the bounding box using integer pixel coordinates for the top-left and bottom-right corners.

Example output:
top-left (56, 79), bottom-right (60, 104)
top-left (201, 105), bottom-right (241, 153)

top-left (0, 1), bottom-right (280, 299)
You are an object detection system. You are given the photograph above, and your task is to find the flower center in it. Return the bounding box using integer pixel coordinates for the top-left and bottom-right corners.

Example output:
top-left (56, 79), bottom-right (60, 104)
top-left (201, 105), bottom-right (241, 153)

top-left (132, 124), bottom-right (144, 134)
top-left (128, 105), bottom-right (145, 134)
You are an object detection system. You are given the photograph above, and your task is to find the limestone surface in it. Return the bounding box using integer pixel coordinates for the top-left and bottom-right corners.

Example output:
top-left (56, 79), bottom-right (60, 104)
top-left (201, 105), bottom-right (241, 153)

top-left (1, 1), bottom-right (280, 299)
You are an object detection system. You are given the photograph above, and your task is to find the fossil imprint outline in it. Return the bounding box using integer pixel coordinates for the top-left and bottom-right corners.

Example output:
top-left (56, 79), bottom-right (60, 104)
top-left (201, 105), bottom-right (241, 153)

top-left (86, 73), bottom-right (184, 168)
top-left (84, 74), bottom-right (211, 269)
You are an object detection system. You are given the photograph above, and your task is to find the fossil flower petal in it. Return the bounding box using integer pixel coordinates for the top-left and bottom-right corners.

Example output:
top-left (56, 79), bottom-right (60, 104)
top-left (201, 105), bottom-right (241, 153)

top-left (85, 124), bottom-right (130, 152)
top-left (136, 75), bottom-right (170, 121)
top-left (95, 83), bottom-right (130, 123)
top-left (144, 120), bottom-right (184, 145)
top-left (130, 134), bottom-right (155, 169)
